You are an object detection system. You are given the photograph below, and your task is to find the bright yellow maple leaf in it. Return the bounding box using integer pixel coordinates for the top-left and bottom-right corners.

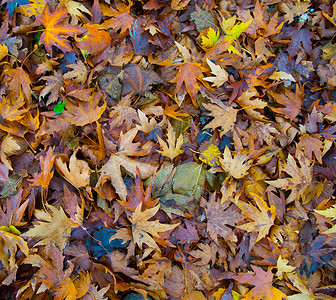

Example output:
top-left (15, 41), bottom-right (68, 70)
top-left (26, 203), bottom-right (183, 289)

top-left (157, 122), bottom-right (184, 161)
top-left (199, 144), bottom-right (221, 167)
top-left (200, 27), bottom-right (220, 48)
top-left (221, 16), bottom-right (251, 54)
top-left (275, 255), bottom-right (296, 280)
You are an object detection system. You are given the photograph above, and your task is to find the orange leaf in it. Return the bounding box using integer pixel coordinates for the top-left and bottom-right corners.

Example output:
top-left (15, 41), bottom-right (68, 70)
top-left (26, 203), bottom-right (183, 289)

top-left (37, 4), bottom-right (87, 55)
top-left (173, 62), bottom-right (206, 106)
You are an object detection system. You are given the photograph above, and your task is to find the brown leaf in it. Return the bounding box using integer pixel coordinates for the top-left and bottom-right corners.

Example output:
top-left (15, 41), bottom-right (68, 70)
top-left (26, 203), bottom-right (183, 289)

top-left (201, 193), bottom-right (243, 244)
top-left (120, 63), bottom-right (162, 96)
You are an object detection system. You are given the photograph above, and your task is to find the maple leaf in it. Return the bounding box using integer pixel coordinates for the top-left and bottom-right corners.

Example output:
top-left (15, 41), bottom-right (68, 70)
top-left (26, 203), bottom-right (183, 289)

top-left (36, 4), bottom-right (87, 55)
top-left (0, 92), bottom-right (29, 121)
top-left (55, 149), bottom-right (91, 189)
top-left (199, 144), bottom-right (221, 167)
top-left (266, 152), bottom-right (313, 203)
top-left (203, 103), bottom-right (237, 137)
top-left (233, 265), bottom-right (287, 300)
top-left (298, 134), bottom-right (323, 164)
top-left (6, 66), bottom-right (32, 102)
top-left (219, 147), bottom-right (252, 179)
top-left (173, 62), bottom-right (206, 106)
top-left (109, 95), bottom-right (140, 130)
top-left (99, 1), bottom-right (134, 35)
top-left (120, 168), bottom-right (158, 212)
top-left (63, 92), bottom-right (106, 126)
top-left (63, 60), bottom-right (88, 85)
top-left (39, 70), bottom-right (64, 105)
top-left (200, 27), bottom-right (220, 48)
top-left (203, 58), bottom-right (228, 87)
top-left (267, 85), bottom-right (303, 119)
top-left (220, 16), bottom-right (251, 53)
top-left (236, 91), bottom-right (267, 121)
top-left (157, 122), bottom-right (184, 161)
top-left (130, 203), bottom-right (180, 252)
top-left (60, 0), bottom-right (92, 19)
top-left (22, 204), bottom-right (81, 250)
top-left (96, 128), bottom-right (157, 201)
top-left (23, 243), bottom-right (77, 299)
top-left (236, 193), bottom-right (276, 242)
top-left (314, 205), bottom-right (336, 234)
top-left (120, 63), bottom-right (162, 96)
top-left (287, 28), bottom-right (317, 59)
top-left (201, 193), bottom-right (243, 244)
top-left (163, 103), bottom-right (190, 121)
top-left (30, 146), bottom-right (54, 191)
top-left (276, 255), bottom-right (296, 280)
top-left (0, 230), bottom-right (29, 272)
top-left (76, 24), bottom-right (111, 56)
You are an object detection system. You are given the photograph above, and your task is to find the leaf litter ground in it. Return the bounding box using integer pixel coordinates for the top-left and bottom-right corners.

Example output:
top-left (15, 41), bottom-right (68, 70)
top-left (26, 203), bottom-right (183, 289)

top-left (1, 0), bottom-right (336, 299)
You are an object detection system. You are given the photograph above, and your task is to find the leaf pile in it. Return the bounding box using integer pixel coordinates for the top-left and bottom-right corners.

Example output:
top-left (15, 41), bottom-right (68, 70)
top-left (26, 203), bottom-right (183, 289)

top-left (1, 0), bottom-right (336, 299)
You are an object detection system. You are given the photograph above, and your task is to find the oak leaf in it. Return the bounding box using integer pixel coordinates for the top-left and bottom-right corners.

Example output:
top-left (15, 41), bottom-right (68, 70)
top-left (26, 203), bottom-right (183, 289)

top-left (22, 204), bottom-right (81, 250)
top-left (236, 193), bottom-right (276, 242)
top-left (157, 122), bottom-right (184, 161)
top-left (130, 203), bottom-right (180, 252)
top-left (36, 4), bottom-right (87, 55)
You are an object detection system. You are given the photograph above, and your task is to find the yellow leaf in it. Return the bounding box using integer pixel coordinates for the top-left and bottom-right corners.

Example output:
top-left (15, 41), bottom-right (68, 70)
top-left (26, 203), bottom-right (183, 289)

top-left (315, 205), bottom-right (336, 234)
top-left (130, 203), bottom-right (180, 252)
top-left (276, 255), bottom-right (296, 280)
top-left (17, 0), bottom-right (47, 17)
top-left (203, 103), bottom-right (237, 137)
top-left (199, 144), bottom-right (221, 167)
top-left (0, 44), bottom-right (8, 60)
top-left (55, 149), bottom-right (91, 189)
top-left (203, 58), bottom-right (228, 87)
top-left (22, 204), bottom-right (81, 250)
top-left (236, 193), bottom-right (276, 242)
top-left (220, 147), bottom-right (252, 179)
top-left (157, 122), bottom-right (184, 161)
top-left (200, 27), bottom-right (220, 48)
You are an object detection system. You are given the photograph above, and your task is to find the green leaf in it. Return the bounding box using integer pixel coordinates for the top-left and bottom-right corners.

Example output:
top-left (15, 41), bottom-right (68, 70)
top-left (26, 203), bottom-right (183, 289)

top-left (54, 101), bottom-right (65, 114)
top-left (173, 162), bottom-right (207, 201)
